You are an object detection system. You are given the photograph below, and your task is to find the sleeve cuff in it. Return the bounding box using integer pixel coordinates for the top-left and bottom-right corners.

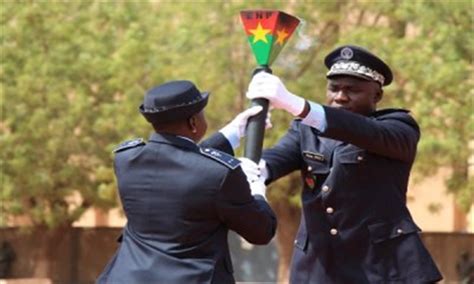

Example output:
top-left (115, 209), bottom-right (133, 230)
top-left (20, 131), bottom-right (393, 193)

top-left (218, 127), bottom-right (240, 149)
top-left (300, 101), bottom-right (327, 132)
top-left (252, 194), bottom-right (267, 202)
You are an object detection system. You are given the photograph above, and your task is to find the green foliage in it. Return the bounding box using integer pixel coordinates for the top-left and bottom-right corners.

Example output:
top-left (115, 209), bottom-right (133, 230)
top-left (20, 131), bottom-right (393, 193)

top-left (1, 1), bottom-right (472, 228)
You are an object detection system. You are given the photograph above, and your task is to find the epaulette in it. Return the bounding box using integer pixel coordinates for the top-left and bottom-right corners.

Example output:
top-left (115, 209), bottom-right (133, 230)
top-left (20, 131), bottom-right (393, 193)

top-left (199, 148), bottom-right (240, 170)
top-left (113, 138), bottom-right (146, 153)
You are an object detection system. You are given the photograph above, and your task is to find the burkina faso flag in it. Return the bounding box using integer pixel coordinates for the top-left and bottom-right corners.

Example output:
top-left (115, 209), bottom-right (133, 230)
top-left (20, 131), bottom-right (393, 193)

top-left (240, 10), bottom-right (300, 66)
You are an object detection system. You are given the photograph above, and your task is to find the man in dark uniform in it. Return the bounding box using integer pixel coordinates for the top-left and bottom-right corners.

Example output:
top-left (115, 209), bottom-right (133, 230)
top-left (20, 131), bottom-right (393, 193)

top-left (245, 45), bottom-right (443, 283)
top-left (97, 80), bottom-right (276, 284)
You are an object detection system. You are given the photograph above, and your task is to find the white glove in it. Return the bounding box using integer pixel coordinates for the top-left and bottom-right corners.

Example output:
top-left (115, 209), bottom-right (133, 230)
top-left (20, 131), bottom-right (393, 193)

top-left (249, 180), bottom-right (266, 200)
top-left (258, 159), bottom-right (269, 182)
top-left (247, 72), bottom-right (306, 116)
top-left (238, 157), bottom-right (267, 200)
top-left (219, 106), bottom-right (272, 149)
top-left (239, 157), bottom-right (261, 183)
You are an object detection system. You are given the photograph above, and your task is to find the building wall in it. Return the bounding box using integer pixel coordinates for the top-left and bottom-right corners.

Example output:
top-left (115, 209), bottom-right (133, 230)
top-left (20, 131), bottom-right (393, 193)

top-left (407, 168), bottom-right (474, 233)
top-left (0, 228), bottom-right (473, 283)
top-left (407, 169), bottom-right (455, 232)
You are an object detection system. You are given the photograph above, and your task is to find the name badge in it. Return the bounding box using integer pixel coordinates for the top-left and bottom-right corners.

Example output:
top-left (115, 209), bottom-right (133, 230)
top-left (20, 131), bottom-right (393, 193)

top-left (303, 151), bottom-right (325, 162)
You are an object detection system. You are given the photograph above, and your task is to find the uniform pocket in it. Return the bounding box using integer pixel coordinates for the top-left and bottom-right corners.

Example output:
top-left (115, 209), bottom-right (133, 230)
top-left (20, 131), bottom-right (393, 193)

top-left (368, 219), bottom-right (421, 244)
top-left (303, 157), bottom-right (330, 174)
top-left (336, 149), bottom-right (369, 183)
top-left (338, 149), bottom-right (366, 165)
top-left (367, 219), bottom-right (424, 280)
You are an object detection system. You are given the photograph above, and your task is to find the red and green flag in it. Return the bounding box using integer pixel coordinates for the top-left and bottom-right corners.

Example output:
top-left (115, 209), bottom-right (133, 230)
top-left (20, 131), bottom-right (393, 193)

top-left (240, 10), bottom-right (300, 66)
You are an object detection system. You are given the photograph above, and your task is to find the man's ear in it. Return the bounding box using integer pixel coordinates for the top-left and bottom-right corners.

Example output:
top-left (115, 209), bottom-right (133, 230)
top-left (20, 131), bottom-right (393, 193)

top-left (188, 115), bottom-right (197, 133)
top-left (375, 88), bottom-right (383, 104)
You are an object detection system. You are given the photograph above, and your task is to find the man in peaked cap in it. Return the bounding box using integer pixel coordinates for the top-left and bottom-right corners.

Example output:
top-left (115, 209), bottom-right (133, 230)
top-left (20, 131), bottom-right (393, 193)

top-left (97, 80), bottom-right (276, 284)
top-left (244, 45), bottom-right (443, 283)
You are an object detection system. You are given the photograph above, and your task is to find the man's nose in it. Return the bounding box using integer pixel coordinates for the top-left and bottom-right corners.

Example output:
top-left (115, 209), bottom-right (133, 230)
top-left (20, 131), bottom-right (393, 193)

top-left (334, 91), bottom-right (349, 102)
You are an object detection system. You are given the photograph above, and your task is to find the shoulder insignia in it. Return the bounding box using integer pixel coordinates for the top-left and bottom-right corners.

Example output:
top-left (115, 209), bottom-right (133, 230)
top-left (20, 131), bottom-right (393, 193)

top-left (113, 138), bottom-right (145, 153)
top-left (199, 148), bottom-right (241, 170)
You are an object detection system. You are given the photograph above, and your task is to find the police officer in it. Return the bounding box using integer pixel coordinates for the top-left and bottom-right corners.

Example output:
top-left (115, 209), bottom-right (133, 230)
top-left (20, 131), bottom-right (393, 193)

top-left (245, 45), bottom-right (443, 283)
top-left (97, 80), bottom-right (276, 284)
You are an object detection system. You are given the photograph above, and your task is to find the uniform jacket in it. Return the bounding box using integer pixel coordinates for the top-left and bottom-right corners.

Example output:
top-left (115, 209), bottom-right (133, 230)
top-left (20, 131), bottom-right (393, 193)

top-left (97, 132), bottom-right (276, 284)
top-left (263, 107), bottom-right (442, 284)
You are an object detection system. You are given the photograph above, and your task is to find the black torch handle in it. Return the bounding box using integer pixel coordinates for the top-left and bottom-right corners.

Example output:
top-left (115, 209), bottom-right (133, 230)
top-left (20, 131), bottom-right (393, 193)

top-left (244, 65), bottom-right (272, 163)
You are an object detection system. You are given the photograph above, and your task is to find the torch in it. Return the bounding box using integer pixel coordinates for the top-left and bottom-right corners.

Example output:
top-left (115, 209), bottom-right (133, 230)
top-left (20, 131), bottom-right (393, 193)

top-left (240, 10), bottom-right (300, 162)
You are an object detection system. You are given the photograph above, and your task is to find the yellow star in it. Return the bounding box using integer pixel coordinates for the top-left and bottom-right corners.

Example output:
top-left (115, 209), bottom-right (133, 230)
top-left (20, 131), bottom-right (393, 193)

top-left (276, 29), bottom-right (289, 45)
top-left (249, 22), bottom-right (271, 44)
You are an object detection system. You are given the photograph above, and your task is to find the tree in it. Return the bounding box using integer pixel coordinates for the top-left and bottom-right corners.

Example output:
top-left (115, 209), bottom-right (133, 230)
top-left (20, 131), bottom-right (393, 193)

top-left (1, 1), bottom-right (472, 282)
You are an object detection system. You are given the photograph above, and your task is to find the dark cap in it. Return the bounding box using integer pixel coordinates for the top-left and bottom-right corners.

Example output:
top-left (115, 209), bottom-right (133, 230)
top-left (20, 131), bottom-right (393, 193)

top-left (324, 45), bottom-right (393, 86)
top-left (139, 80), bottom-right (210, 124)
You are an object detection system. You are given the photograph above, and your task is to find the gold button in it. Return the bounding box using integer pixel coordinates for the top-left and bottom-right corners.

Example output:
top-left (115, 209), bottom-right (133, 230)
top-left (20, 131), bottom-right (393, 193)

top-left (357, 155), bottom-right (364, 161)
top-left (322, 185), bottom-right (329, 192)
top-left (326, 207), bottom-right (334, 214)
top-left (330, 228), bottom-right (338, 235)
top-left (396, 228), bottom-right (403, 234)
top-left (307, 166), bottom-right (312, 171)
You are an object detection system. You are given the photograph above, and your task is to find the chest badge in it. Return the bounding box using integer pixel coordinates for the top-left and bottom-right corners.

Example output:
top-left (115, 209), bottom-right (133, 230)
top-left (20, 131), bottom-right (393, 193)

top-left (303, 151), bottom-right (325, 162)
top-left (305, 176), bottom-right (315, 189)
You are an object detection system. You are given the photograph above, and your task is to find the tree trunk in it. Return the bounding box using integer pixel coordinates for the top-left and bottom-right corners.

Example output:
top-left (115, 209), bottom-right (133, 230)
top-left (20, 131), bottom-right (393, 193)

top-left (271, 199), bottom-right (301, 283)
top-left (269, 174), bottom-right (302, 283)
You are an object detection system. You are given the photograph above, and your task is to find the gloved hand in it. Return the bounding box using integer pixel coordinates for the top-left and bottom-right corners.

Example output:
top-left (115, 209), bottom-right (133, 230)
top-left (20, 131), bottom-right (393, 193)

top-left (238, 157), bottom-right (267, 199)
top-left (257, 159), bottom-right (269, 182)
top-left (247, 72), bottom-right (306, 116)
top-left (219, 106), bottom-right (272, 149)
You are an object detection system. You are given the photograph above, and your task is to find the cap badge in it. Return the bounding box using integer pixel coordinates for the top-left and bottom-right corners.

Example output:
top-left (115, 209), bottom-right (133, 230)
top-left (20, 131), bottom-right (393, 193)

top-left (340, 47), bottom-right (353, 60)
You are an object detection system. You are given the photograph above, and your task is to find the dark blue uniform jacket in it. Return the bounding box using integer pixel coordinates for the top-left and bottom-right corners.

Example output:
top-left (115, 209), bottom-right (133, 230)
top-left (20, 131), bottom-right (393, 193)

top-left (263, 107), bottom-right (442, 284)
top-left (97, 132), bottom-right (276, 284)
